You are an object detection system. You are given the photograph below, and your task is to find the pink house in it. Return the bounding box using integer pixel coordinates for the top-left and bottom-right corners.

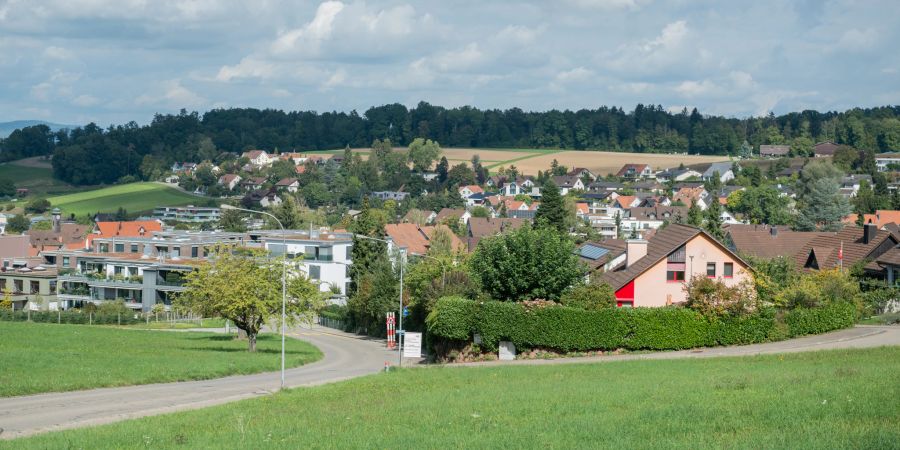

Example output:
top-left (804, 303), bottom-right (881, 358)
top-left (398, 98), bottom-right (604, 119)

top-left (601, 224), bottom-right (751, 307)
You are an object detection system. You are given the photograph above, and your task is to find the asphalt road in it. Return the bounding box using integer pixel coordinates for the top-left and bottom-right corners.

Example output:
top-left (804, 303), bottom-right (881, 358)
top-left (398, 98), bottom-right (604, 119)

top-left (0, 325), bottom-right (396, 440)
top-left (0, 325), bottom-right (897, 440)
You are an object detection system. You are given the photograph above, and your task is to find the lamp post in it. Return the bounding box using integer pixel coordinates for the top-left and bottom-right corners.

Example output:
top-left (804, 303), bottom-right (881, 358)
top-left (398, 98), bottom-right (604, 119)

top-left (220, 204), bottom-right (287, 390)
top-left (352, 233), bottom-right (404, 367)
top-left (409, 252), bottom-right (447, 289)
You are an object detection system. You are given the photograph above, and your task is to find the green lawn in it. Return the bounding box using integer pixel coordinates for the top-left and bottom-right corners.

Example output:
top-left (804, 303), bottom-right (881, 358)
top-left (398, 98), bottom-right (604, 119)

top-left (7, 347), bottom-right (898, 449)
top-left (0, 321), bottom-right (321, 397)
top-left (46, 182), bottom-right (206, 216)
top-left (0, 162), bottom-right (81, 197)
top-left (123, 317), bottom-right (228, 330)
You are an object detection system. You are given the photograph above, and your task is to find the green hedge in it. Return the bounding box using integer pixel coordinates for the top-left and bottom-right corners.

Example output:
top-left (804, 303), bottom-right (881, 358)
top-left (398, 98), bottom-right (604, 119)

top-left (427, 297), bottom-right (857, 354)
top-left (784, 302), bottom-right (857, 337)
top-left (0, 309), bottom-right (143, 325)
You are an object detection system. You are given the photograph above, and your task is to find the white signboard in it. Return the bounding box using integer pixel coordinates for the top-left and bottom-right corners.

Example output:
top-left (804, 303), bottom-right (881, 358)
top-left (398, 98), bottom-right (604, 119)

top-left (403, 332), bottom-right (422, 358)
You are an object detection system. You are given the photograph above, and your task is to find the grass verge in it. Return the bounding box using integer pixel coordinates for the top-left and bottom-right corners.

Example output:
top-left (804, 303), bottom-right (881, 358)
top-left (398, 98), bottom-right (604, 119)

top-left (121, 318), bottom-right (228, 330)
top-left (6, 347), bottom-right (898, 448)
top-left (0, 321), bottom-right (321, 397)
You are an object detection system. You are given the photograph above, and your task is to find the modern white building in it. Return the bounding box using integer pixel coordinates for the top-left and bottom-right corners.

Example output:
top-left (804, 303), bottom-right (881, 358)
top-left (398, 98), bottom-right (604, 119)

top-left (262, 230), bottom-right (354, 297)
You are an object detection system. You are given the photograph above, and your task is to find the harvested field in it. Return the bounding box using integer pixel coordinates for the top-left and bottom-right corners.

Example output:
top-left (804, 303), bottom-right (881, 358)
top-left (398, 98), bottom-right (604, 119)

top-left (506, 150), bottom-right (729, 176)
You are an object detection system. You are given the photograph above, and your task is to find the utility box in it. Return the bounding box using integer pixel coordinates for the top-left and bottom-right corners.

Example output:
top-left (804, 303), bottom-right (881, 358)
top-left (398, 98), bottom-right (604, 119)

top-left (499, 341), bottom-right (516, 361)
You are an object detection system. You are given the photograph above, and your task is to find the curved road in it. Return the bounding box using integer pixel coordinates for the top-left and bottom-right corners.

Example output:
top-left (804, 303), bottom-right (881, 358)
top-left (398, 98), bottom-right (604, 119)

top-left (0, 325), bottom-right (395, 439)
top-left (1, 325), bottom-right (898, 440)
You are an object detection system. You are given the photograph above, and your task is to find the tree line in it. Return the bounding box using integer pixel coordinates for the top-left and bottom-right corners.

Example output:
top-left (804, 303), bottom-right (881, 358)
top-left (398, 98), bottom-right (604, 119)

top-left (1, 103), bottom-right (899, 185)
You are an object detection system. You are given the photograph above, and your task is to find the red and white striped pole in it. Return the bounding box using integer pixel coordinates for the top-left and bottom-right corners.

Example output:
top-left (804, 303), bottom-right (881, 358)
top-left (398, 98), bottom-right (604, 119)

top-left (386, 312), bottom-right (395, 350)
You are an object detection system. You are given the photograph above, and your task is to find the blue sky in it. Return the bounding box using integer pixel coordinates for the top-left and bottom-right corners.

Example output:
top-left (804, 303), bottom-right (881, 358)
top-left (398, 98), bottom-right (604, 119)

top-left (1, 0), bottom-right (898, 126)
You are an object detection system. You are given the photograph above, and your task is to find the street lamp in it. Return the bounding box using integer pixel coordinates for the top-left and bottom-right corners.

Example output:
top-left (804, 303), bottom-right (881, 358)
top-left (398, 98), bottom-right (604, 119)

top-left (352, 233), bottom-right (405, 367)
top-left (409, 252), bottom-right (447, 289)
top-left (220, 204), bottom-right (288, 390)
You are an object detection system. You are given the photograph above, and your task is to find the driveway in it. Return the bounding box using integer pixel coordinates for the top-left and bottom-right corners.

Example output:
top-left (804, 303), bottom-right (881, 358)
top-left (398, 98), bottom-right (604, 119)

top-left (0, 325), bottom-right (395, 439)
top-left (0, 325), bottom-right (897, 439)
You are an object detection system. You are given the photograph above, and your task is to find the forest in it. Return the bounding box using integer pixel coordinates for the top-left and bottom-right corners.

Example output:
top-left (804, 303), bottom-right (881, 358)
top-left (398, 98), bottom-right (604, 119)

top-left (1, 102), bottom-right (899, 185)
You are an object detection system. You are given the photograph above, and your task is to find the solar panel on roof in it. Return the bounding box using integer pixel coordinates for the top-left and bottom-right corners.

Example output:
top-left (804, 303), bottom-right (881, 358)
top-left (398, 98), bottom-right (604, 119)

top-left (579, 244), bottom-right (609, 260)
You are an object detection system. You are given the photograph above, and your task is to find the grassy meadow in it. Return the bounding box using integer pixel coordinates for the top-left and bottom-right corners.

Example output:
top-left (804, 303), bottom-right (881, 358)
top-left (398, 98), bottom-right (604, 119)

top-left (0, 321), bottom-right (321, 397)
top-left (7, 347), bottom-right (898, 449)
top-left (46, 182), bottom-right (205, 216)
top-left (0, 159), bottom-right (78, 198)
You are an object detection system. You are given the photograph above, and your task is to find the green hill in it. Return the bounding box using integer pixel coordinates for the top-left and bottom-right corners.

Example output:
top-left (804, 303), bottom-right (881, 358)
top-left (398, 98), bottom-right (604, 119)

top-left (47, 183), bottom-right (208, 217)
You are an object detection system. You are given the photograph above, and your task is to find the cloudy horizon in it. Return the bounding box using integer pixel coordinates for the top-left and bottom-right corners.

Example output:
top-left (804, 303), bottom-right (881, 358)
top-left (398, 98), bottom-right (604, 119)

top-left (1, 0), bottom-right (898, 127)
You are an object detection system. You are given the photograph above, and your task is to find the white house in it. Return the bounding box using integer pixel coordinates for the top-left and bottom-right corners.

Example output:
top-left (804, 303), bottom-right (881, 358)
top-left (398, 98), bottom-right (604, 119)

top-left (875, 153), bottom-right (900, 172)
top-left (458, 185), bottom-right (484, 199)
top-left (262, 231), bottom-right (354, 298)
top-left (242, 150), bottom-right (273, 168)
top-left (702, 162), bottom-right (735, 183)
top-left (218, 174), bottom-right (242, 191)
top-left (275, 178), bottom-right (300, 193)
top-left (551, 176), bottom-right (585, 195)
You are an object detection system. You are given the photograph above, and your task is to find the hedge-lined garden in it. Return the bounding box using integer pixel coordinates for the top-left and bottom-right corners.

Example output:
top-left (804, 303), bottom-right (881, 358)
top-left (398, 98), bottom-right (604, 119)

top-left (0, 309), bottom-right (144, 325)
top-left (427, 297), bottom-right (857, 355)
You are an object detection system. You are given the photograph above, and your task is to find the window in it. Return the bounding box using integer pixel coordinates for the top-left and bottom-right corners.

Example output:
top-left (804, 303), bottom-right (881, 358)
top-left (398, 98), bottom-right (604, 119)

top-left (616, 301), bottom-right (634, 308)
top-left (62, 257), bottom-right (70, 268)
top-left (191, 246), bottom-right (199, 258)
top-left (131, 244), bottom-right (139, 253)
top-left (666, 270), bottom-right (685, 282)
top-left (99, 244), bottom-right (109, 253)
top-left (666, 244), bottom-right (686, 282)
top-left (114, 266), bottom-right (123, 275)
top-left (707, 262), bottom-right (716, 277)
top-left (724, 262), bottom-right (734, 278)
top-left (114, 243), bottom-right (125, 253)
top-left (30, 281), bottom-right (39, 294)
top-left (308, 265), bottom-right (321, 280)
top-left (172, 247), bottom-right (181, 258)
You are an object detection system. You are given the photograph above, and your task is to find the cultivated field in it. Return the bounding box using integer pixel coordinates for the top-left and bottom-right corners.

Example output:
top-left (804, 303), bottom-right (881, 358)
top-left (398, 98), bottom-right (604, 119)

top-left (322, 147), bottom-right (728, 175)
top-left (0, 321), bottom-right (321, 397)
top-left (47, 182), bottom-right (206, 216)
top-left (7, 347), bottom-right (897, 448)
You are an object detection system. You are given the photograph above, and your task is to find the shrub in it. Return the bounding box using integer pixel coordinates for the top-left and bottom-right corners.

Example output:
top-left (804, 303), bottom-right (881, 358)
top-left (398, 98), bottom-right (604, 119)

top-left (0, 309), bottom-right (142, 325)
top-left (777, 270), bottom-right (862, 310)
top-left (319, 304), bottom-right (349, 321)
top-left (428, 296), bottom-right (858, 357)
top-left (559, 282), bottom-right (615, 311)
top-left (684, 276), bottom-right (758, 318)
top-left (784, 302), bottom-right (857, 337)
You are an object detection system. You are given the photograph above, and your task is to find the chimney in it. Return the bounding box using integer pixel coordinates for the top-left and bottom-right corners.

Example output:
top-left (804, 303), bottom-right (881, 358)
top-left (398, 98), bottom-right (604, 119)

top-left (770, 226), bottom-right (778, 237)
top-left (625, 239), bottom-right (648, 268)
top-left (863, 223), bottom-right (877, 244)
top-left (51, 208), bottom-right (61, 233)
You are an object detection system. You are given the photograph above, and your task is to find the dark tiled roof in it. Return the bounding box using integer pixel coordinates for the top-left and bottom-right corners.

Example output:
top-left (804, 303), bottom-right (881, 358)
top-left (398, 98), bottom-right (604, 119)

top-left (627, 206), bottom-right (689, 221)
top-left (601, 224), bottom-right (703, 291)
top-left (577, 239), bottom-right (626, 272)
top-left (814, 141), bottom-right (841, 156)
top-left (435, 208), bottom-right (466, 223)
top-left (466, 217), bottom-right (526, 250)
top-left (727, 225), bottom-right (830, 259)
top-left (759, 145), bottom-right (790, 156)
top-left (875, 247), bottom-right (900, 266)
top-left (794, 226), bottom-right (898, 270)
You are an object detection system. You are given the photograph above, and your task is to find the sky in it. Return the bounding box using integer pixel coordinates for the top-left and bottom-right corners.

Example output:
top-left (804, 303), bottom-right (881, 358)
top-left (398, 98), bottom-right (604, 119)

top-left (1, 0), bottom-right (898, 126)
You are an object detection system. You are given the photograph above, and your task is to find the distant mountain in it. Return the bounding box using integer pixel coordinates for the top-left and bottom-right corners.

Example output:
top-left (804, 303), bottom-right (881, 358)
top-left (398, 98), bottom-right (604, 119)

top-left (0, 120), bottom-right (79, 138)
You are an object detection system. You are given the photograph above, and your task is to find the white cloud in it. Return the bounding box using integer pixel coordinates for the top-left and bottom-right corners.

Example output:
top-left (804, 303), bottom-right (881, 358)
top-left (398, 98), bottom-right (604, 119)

top-left (136, 80), bottom-right (205, 108)
top-left (564, 0), bottom-right (645, 10)
top-left (675, 79), bottom-right (719, 97)
top-left (43, 46), bottom-right (75, 60)
top-left (216, 57), bottom-right (277, 82)
top-left (271, 1), bottom-right (345, 55)
top-left (836, 28), bottom-right (878, 51)
top-left (642, 20), bottom-right (688, 52)
top-left (72, 94), bottom-right (99, 106)
top-left (555, 67), bottom-right (593, 83)
top-left (321, 68), bottom-right (347, 90)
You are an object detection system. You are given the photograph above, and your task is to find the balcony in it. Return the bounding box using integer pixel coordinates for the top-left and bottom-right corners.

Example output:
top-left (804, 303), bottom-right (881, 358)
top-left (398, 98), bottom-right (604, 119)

top-left (155, 278), bottom-right (186, 291)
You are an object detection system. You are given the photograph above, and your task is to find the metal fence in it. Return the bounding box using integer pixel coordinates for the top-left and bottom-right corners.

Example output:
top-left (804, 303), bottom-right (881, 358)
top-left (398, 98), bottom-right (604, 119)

top-left (317, 315), bottom-right (346, 331)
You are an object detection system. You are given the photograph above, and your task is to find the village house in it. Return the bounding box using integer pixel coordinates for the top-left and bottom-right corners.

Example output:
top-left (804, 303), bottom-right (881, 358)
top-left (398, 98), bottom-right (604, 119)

top-left (242, 177), bottom-right (267, 191)
top-left (673, 186), bottom-right (710, 209)
top-left (384, 223), bottom-right (465, 255)
top-left (813, 141), bottom-right (840, 158)
top-left (602, 224), bottom-right (751, 307)
top-left (616, 164), bottom-right (654, 180)
top-left (435, 208), bottom-right (471, 226)
top-left (655, 168), bottom-right (701, 182)
top-left (218, 174), bottom-right (242, 191)
top-left (620, 206), bottom-right (690, 239)
top-left (466, 217), bottom-right (526, 251)
top-left (795, 224), bottom-right (897, 275)
top-left (279, 152), bottom-right (307, 165)
top-left (701, 162), bottom-right (735, 183)
top-left (567, 167), bottom-right (597, 182)
top-left (371, 191), bottom-right (410, 201)
top-left (275, 177), bottom-right (300, 193)
top-left (726, 225), bottom-right (830, 260)
top-left (759, 144), bottom-right (790, 158)
top-left (551, 176), bottom-right (585, 195)
top-left (576, 239), bottom-right (627, 276)
top-left (845, 210), bottom-right (900, 228)
top-left (458, 185), bottom-right (484, 199)
top-left (875, 153), bottom-right (900, 172)
top-left (242, 150), bottom-right (273, 167)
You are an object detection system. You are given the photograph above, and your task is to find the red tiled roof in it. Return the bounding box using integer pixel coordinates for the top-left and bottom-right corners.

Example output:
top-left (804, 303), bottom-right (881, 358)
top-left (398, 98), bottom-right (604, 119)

top-left (384, 223), bottom-right (464, 255)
